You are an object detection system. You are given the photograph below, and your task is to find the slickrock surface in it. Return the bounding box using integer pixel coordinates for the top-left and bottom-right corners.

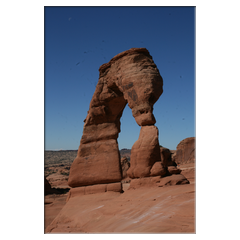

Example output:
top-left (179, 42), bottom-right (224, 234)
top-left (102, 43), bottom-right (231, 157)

top-left (45, 182), bottom-right (195, 233)
top-left (45, 161), bottom-right (195, 233)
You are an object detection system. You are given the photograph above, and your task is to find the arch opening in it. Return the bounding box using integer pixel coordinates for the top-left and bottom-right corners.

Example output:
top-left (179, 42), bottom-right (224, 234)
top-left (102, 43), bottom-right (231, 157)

top-left (117, 104), bottom-right (139, 151)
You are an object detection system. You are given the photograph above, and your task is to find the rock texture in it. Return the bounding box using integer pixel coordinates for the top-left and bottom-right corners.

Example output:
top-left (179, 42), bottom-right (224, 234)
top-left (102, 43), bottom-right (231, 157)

top-left (167, 166), bottom-right (182, 175)
top-left (127, 132), bottom-right (190, 186)
top-left (45, 184), bottom-right (195, 233)
top-left (156, 174), bottom-right (189, 187)
top-left (45, 162), bottom-right (196, 233)
top-left (172, 137), bottom-right (195, 165)
top-left (45, 177), bottom-right (52, 195)
top-left (44, 177), bottom-right (61, 195)
top-left (68, 48), bottom-right (163, 191)
top-left (160, 147), bottom-right (177, 167)
top-left (128, 174), bottom-right (189, 189)
top-left (127, 125), bottom-right (161, 178)
top-left (150, 162), bottom-right (167, 177)
top-left (121, 157), bottom-right (130, 179)
top-left (66, 182), bottom-right (123, 202)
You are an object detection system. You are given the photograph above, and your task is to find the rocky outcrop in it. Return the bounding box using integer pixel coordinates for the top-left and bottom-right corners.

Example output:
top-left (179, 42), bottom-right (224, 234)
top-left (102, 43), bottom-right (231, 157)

top-left (66, 182), bottom-right (123, 202)
top-left (67, 48), bottom-right (191, 196)
top-left (172, 137), bottom-right (195, 165)
top-left (45, 177), bottom-right (61, 195)
top-left (128, 174), bottom-right (189, 189)
top-left (126, 126), bottom-right (188, 188)
top-left (156, 174), bottom-right (189, 187)
top-left (150, 162), bottom-right (167, 177)
top-left (121, 157), bottom-right (130, 179)
top-left (45, 177), bottom-right (52, 195)
top-left (167, 166), bottom-right (182, 175)
top-left (160, 147), bottom-right (177, 167)
top-left (68, 48), bottom-right (163, 193)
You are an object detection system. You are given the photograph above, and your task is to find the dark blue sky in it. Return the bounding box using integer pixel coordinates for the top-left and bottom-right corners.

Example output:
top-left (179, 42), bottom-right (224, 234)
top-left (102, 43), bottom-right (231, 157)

top-left (45, 6), bottom-right (195, 150)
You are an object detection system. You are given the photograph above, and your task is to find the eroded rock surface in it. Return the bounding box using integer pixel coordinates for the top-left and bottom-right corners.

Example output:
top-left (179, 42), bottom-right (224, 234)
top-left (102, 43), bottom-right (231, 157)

top-left (160, 147), bottom-right (177, 167)
top-left (150, 162), bottom-right (167, 177)
top-left (127, 125), bottom-right (161, 178)
top-left (44, 177), bottom-right (61, 195)
top-left (121, 157), bottom-right (130, 179)
top-left (68, 48), bottom-right (163, 191)
top-left (172, 137), bottom-right (195, 165)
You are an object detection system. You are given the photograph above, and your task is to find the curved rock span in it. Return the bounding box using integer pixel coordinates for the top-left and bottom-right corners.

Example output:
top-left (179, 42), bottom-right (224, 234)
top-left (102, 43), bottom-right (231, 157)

top-left (68, 48), bottom-right (188, 193)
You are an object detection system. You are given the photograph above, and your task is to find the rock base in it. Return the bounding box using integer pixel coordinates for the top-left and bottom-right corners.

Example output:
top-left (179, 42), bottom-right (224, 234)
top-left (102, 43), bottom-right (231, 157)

top-left (128, 174), bottom-right (189, 190)
top-left (66, 182), bottom-right (122, 201)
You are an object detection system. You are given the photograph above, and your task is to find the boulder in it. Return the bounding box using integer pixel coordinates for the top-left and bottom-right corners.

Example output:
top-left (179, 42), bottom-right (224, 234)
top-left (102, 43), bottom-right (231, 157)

top-left (157, 174), bottom-right (189, 187)
top-left (160, 147), bottom-right (177, 167)
top-left (172, 137), bottom-right (195, 165)
top-left (167, 166), bottom-right (182, 175)
top-left (150, 161), bottom-right (167, 177)
top-left (68, 48), bottom-right (163, 189)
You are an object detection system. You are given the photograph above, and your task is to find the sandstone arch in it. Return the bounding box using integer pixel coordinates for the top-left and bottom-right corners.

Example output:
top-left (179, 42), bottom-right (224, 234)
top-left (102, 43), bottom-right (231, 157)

top-left (68, 48), bottom-right (163, 190)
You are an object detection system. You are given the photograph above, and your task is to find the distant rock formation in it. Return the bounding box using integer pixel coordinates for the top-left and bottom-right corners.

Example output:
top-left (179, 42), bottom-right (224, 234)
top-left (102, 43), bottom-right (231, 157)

top-left (172, 137), bottom-right (195, 165)
top-left (120, 148), bottom-right (131, 159)
top-left (121, 157), bottom-right (130, 179)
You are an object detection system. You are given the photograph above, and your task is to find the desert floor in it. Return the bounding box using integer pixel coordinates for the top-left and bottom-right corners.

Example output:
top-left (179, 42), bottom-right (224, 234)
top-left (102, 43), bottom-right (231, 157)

top-left (44, 162), bottom-right (195, 233)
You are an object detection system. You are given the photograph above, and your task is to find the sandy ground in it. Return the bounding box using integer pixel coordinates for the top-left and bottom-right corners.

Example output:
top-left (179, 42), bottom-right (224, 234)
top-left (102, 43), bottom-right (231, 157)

top-left (44, 163), bottom-right (195, 233)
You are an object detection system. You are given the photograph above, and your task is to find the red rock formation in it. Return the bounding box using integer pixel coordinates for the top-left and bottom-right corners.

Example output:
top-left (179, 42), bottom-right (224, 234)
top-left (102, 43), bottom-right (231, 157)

top-left (167, 166), bottom-right (182, 175)
top-left (68, 48), bottom-right (163, 191)
top-left (66, 182), bottom-right (123, 202)
top-left (127, 125), bottom-right (161, 178)
top-left (150, 162), bottom-right (167, 177)
top-left (128, 174), bottom-right (189, 189)
top-left (157, 174), bottom-right (189, 187)
top-left (160, 147), bottom-right (177, 167)
top-left (121, 157), bottom-right (130, 179)
top-left (172, 137), bottom-right (195, 165)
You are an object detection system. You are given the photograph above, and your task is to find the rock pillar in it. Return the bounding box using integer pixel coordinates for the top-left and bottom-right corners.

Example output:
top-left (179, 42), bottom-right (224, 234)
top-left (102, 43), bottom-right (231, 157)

top-left (127, 125), bottom-right (161, 178)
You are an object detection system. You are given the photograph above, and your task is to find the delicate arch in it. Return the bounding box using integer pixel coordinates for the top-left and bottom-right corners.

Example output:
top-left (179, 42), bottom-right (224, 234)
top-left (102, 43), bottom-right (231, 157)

top-left (68, 48), bottom-right (163, 188)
